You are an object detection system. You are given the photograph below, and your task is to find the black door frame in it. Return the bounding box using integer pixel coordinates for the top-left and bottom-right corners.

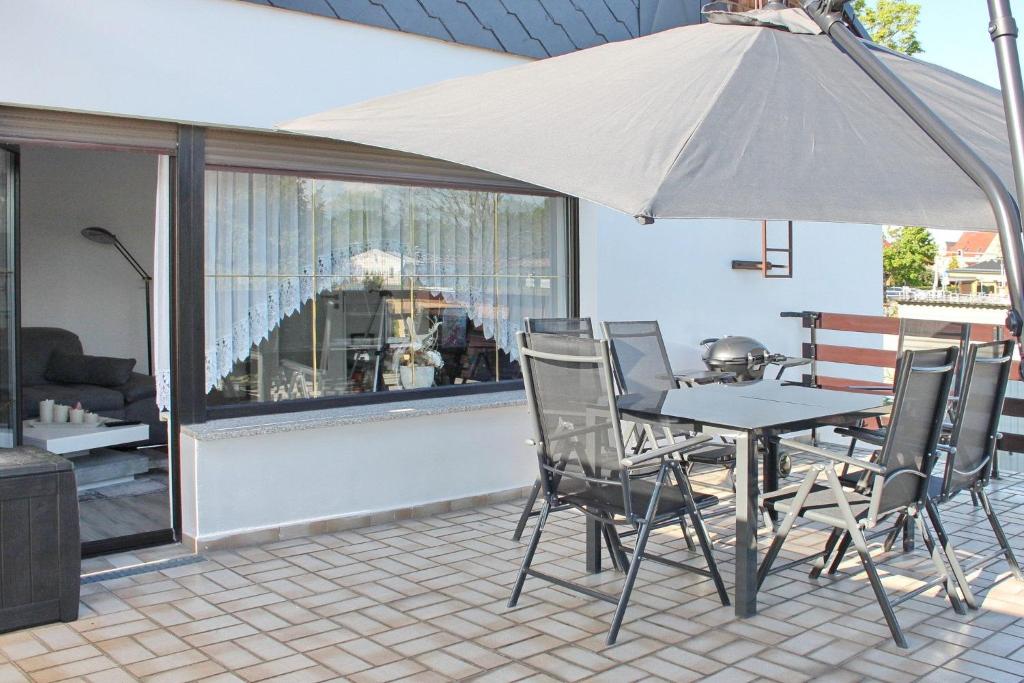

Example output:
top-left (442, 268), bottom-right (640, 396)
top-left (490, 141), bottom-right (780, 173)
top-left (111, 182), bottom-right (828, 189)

top-left (2, 138), bottom-right (183, 558)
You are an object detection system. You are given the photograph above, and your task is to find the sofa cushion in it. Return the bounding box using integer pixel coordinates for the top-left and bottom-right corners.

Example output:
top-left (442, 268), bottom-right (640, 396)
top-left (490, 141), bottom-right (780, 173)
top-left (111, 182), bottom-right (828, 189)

top-left (21, 328), bottom-right (84, 386)
top-left (45, 351), bottom-right (135, 388)
top-left (117, 372), bottom-right (157, 404)
top-left (23, 384), bottom-right (126, 416)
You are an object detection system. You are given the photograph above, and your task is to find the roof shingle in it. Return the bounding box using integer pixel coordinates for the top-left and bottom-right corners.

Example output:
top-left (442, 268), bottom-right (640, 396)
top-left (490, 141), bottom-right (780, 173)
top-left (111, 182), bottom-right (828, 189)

top-left (242, 0), bottom-right (701, 59)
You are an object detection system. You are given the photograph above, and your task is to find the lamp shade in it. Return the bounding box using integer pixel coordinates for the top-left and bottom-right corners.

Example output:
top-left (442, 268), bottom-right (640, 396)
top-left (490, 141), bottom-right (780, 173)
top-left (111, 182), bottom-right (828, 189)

top-left (80, 226), bottom-right (118, 245)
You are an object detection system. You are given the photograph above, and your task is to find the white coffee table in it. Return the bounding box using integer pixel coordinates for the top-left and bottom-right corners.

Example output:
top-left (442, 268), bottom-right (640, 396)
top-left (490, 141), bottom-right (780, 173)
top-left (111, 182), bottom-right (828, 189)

top-left (22, 420), bottom-right (151, 489)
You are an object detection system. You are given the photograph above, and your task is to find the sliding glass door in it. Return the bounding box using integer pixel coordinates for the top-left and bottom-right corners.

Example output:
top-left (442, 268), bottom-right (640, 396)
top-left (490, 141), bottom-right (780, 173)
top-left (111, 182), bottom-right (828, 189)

top-left (0, 149), bottom-right (17, 448)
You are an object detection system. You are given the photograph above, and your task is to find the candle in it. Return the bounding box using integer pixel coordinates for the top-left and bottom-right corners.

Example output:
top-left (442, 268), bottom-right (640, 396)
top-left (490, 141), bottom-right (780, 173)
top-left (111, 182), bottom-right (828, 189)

top-left (39, 399), bottom-right (54, 423)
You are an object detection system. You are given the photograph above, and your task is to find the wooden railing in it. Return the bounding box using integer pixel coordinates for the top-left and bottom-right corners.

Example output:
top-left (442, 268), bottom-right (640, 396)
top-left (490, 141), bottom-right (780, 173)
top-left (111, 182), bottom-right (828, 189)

top-left (783, 311), bottom-right (1024, 454)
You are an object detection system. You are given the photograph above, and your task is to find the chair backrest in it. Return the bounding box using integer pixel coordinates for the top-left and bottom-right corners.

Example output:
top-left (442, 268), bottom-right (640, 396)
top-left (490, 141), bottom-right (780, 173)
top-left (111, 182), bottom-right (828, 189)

top-left (942, 340), bottom-right (1013, 498)
top-left (870, 346), bottom-right (958, 522)
top-left (524, 317), bottom-right (594, 338)
top-left (601, 320), bottom-right (678, 394)
top-left (897, 319), bottom-right (971, 393)
top-left (518, 332), bottom-right (627, 503)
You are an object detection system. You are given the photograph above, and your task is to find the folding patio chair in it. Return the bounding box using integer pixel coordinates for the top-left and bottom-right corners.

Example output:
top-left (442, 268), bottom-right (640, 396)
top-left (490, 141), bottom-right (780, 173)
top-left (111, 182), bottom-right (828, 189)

top-left (512, 317), bottom-right (595, 541)
top-left (602, 321), bottom-right (736, 485)
top-left (882, 340), bottom-right (1021, 609)
top-left (757, 347), bottom-right (964, 648)
top-left (840, 319), bottom-right (974, 510)
top-left (510, 331), bottom-right (729, 645)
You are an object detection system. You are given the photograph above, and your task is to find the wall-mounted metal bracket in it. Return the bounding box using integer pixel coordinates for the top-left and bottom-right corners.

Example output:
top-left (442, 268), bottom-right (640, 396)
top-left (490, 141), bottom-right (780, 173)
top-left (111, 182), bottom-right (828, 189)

top-left (731, 220), bottom-right (793, 277)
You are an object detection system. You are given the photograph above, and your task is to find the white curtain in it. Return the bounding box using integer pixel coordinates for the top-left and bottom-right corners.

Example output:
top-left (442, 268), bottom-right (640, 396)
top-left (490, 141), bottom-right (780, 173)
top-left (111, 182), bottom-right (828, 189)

top-left (154, 155), bottom-right (171, 411)
top-left (204, 171), bottom-right (565, 392)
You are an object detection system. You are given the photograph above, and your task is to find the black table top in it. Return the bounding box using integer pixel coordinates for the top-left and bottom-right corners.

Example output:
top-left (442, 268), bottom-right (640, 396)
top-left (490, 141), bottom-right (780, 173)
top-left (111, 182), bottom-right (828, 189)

top-left (618, 380), bottom-right (891, 433)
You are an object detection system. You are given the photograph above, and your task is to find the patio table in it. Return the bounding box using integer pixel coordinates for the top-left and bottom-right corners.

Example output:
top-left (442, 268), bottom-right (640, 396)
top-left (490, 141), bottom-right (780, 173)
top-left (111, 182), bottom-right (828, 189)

top-left (613, 380), bottom-right (891, 618)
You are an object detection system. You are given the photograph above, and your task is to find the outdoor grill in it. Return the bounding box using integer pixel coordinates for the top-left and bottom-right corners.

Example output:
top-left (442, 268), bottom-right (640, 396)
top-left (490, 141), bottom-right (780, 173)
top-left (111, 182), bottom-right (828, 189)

top-left (699, 336), bottom-right (791, 382)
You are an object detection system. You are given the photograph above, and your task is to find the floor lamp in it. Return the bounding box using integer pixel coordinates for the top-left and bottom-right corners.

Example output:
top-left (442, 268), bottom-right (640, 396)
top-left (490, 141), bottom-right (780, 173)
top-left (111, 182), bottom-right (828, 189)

top-left (81, 226), bottom-right (153, 375)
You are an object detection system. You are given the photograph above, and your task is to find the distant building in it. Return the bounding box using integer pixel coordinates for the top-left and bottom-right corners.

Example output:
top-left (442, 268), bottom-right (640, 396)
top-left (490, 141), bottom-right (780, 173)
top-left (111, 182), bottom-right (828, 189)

top-left (947, 232), bottom-right (1002, 266)
top-left (948, 258), bottom-right (1007, 296)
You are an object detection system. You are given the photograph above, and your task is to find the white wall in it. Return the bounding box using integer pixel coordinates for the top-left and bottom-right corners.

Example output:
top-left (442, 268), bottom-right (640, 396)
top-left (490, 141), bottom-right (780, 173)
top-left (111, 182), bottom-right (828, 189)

top-left (0, 0), bottom-right (527, 130)
top-left (579, 204), bottom-right (885, 369)
top-left (181, 406), bottom-right (533, 544)
top-left (20, 147), bottom-right (157, 368)
top-left (0, 0), bottom-right (886, 540)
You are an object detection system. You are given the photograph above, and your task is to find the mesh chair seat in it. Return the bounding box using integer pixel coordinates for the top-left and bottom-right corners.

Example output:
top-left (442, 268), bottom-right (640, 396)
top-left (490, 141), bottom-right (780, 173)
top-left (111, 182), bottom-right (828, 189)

top-left (836, 425), bottom-right (886, 446)
top-left (560, 479), bottom-right (718, 519)
top-left (764, 485), bottom-right (871, 527)
top-left (686, 442), bottom-right (736, 465)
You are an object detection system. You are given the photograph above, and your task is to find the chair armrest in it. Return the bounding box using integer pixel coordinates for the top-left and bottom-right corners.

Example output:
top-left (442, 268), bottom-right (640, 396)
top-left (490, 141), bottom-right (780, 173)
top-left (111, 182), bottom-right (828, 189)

top-left (622, 434), bottom-right (713, 468)
top-left (844, 385), bottom-right (894, 392)
top-left (777, 438), bottom-right (885, 474)
top-left (776, 357), bottom-right (811, 368)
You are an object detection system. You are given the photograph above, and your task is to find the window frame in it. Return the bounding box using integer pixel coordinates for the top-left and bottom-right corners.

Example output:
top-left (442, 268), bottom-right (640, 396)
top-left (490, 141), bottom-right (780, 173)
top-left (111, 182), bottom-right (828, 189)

top-left (201, 168), bottom-right (579, 422)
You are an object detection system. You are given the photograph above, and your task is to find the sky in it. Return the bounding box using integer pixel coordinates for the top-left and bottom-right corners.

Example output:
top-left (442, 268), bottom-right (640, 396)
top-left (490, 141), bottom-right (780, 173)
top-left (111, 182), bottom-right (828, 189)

top-left (915, 0), bottom-right (1023, 88)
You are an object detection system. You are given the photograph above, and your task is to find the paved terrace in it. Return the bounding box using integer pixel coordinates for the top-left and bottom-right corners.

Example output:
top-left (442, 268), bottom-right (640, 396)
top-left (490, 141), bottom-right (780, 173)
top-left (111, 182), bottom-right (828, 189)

top-left (3, 471), bottom-right (1024, 682)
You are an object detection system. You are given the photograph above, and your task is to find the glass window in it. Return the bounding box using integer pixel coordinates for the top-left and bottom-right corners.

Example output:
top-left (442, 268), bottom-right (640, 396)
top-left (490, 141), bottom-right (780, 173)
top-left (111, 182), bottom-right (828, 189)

top-left (204, 170), bottom-right (569, 406)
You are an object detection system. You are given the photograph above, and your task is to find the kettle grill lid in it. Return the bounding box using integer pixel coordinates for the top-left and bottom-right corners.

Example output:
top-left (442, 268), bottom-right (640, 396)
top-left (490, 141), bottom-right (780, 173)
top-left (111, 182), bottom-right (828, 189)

top-left (703, 336), bottom-right (769, 363)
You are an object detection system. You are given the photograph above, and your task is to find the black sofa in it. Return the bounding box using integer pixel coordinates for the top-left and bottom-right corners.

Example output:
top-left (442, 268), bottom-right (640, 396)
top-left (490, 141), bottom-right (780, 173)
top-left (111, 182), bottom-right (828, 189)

top-left (20, 328), bottom-right (165, 446)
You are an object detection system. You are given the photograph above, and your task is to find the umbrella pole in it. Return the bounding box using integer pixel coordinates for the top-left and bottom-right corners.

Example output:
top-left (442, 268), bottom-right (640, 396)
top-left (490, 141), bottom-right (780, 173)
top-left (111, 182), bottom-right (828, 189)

top-left (988, 0), bottom-right (1024, 224)
top-left (803, 0), bottom-right (1024, 346)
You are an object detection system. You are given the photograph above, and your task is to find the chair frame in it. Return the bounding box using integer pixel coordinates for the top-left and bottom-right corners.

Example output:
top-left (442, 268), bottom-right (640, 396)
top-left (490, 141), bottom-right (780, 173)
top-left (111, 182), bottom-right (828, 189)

top-left (916, 340), bottom-right (1021, 609)
top-left (509, 331), bottom-right (729, 645)
top-left (512, 317), bottom-right (596, 542)
top-left (757, 347), bottom-right (964, 648)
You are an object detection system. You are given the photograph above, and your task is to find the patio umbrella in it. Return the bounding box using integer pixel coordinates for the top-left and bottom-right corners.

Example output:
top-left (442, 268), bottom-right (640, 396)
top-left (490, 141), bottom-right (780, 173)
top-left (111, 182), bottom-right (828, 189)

top-left (280, 3), bottom-right (1024, 331)
top-left (281, 7), bottom-right (1012, 231)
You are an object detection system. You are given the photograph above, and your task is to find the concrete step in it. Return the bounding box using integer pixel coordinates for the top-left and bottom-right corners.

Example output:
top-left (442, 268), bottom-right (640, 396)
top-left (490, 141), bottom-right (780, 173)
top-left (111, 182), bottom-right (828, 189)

top-left (70, 449), bottom-right (150, 488)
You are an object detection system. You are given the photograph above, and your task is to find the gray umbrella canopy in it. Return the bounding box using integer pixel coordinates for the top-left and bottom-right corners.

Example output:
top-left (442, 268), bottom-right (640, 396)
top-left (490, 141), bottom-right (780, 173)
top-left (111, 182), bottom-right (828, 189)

top-left (281, 8), bottom-right (1013, 231)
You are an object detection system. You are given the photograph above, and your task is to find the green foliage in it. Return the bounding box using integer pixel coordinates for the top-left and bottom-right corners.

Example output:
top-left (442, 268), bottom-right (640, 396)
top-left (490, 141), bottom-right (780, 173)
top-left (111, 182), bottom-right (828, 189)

top-left (883, 226), bottom-right (936, 287)
top-left (852, 0), bottom-right (923, 56)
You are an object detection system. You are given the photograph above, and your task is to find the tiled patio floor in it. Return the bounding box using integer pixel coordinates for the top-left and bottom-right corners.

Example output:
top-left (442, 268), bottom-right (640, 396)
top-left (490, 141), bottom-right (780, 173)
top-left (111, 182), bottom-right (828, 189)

top-left (4, 471), bottom-right (1024, 682)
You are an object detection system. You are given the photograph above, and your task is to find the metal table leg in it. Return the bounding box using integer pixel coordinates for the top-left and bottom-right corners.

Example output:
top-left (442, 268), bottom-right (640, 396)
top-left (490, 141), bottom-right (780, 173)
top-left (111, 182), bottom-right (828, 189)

top-left (763, 437), bottom-right (779, 523)
top-left (734, 430), bottom-right (759, 617)
top-left (586, 516), bottom-right (603, 573)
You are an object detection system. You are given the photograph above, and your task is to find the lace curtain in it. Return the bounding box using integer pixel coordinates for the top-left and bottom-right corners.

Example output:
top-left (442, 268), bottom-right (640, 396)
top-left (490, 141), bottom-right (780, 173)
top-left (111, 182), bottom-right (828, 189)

top-left (204, 171), bottom-right (565, 393)
top-left (154, 155), bottom-right (171, 411)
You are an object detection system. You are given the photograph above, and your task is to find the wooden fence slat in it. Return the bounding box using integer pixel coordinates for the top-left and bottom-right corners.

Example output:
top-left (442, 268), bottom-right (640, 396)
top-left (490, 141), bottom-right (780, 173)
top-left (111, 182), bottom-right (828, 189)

top-left (805, 343), bottom-right (897, 368)
top-left (814, 313), bottom-right (899, 335)
top-left (1000, 433), bottom-right (1024, 453)
top-left (806, 374), bottom-right (892, 394)
top-left (1003, 397), bottom-right (1024, 418)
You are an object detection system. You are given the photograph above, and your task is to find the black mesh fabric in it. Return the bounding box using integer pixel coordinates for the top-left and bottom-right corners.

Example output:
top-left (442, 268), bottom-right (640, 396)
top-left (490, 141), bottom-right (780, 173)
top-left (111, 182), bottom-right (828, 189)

top-left (521, 333), bottom-right (623, 495)
top-left (524, 317), bottom-right (594, 338)
top-left (603, 321), bottom-right (678, 394)
top-left (898, 319), bottom-right (971, 392)
top-left (944, 341), bottom-right (1012, 496)
top-left (875, 347), bottom-right (957, 517)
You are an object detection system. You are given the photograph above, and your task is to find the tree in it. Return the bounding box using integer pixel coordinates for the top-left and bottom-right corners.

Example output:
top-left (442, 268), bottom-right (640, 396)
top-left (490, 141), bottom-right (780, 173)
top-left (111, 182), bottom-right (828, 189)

top-left (883, 226), bottom-right (936, 287)
top-left (853, 0), bottom-right (923, 56)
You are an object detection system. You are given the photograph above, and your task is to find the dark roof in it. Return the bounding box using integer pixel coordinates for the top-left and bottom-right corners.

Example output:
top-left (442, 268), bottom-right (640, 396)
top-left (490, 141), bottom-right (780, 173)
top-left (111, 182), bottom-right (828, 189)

top-left (961, 259), bottom-right (1003, 272)
top-left (239, 0), bottom-right (704, 58)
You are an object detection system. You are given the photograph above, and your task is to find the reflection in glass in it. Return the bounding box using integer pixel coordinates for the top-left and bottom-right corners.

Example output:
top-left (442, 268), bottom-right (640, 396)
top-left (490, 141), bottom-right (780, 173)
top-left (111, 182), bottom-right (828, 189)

top-left (0, 152), bottom-right (15, 446)
top-left (204, 171), bottom-right (569, 405)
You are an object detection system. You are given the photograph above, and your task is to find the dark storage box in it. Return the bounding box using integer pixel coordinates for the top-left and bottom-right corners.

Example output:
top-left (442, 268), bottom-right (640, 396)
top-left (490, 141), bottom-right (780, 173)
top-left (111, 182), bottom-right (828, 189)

top-left (0, 447), bottom-right (79, 632)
